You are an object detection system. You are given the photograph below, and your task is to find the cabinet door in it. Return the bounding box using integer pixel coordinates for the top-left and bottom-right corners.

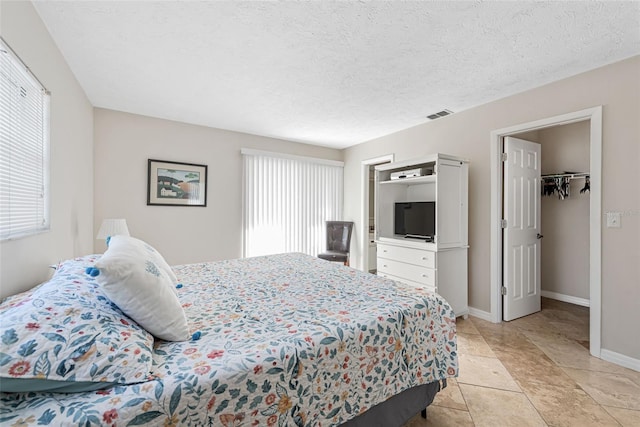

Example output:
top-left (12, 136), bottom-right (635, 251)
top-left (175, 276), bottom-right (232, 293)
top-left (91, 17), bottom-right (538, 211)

top-left (435, 249), bottom-right (468, 317)
top-left (436, 159), bottom-right (468, 248)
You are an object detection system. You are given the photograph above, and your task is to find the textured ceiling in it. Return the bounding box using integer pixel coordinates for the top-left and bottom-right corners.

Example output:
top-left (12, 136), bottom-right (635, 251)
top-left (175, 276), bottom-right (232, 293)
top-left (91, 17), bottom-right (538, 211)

top-left (33, 1), bottom-right (640, 149)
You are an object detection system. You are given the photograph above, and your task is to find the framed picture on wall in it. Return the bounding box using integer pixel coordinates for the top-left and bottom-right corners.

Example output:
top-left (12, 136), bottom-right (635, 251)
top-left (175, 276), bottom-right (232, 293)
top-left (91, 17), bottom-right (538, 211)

top-left (147, 159), bottom-right (208, 206)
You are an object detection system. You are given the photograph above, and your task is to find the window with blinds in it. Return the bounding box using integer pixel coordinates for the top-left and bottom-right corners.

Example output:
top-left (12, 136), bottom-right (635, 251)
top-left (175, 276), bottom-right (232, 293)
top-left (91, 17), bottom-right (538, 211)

top-left (0, 38), bottom-right (50, 241)
top-left (242, 149), bottom-right (344, 258)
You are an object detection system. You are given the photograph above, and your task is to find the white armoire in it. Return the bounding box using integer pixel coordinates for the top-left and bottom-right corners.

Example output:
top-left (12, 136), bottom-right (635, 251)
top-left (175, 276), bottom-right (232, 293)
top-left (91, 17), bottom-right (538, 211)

top-left (375, 154), bottom-right (469, 318)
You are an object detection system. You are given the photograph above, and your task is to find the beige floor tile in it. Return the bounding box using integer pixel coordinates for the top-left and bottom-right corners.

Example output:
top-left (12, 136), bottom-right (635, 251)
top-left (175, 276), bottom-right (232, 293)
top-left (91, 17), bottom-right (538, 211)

top-left (508, 312), bottom-right (555, 333)
top-left (431, 378), bottom-right (468, 411)
top-left (411, 300), bottom-right (640, 427)
top-left (603, 405), bottom-right (640, 427)
top-left (540, 306), bottom-right (587, 324)
top-left (516, 325), bottom-right (568, 342)
top-left (612, 366), bottom-right (640, 388)
top-left (607, 365), bottom-right (640, 389)
top-left (518, 380), bottom-right (620, 426)
top-left (457, 332), bottom-right (495, 358)
top-left (481, 330), bottom-right (540, 356)
top-left (562, 367), bottom-right (640, 410)
top-left (541, 297), bottom-right (589, 319)
top-left (457, 354), bottom-right (521, 392)
top-left (456, 317), bottom-right (480, 335)
top-left (495, 348), bottom-right (577, 389)
top-left (547, 319), bottom-right (590, 342)
top-left (405, 406), bottom-right (474, 427)
top-left (521, 330), bottom-right (628, 375)
top-left (459, 384), bottom-right (547, 427)
top-left (470, 317), bottom-right (519, 335)
top-left (519, 327), bottom-right (640, 398)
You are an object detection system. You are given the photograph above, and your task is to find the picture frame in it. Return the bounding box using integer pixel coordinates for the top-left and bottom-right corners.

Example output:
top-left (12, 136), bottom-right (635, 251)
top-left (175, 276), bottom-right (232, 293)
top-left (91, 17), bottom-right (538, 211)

top-left (147, 159), bottom-right (208, 207)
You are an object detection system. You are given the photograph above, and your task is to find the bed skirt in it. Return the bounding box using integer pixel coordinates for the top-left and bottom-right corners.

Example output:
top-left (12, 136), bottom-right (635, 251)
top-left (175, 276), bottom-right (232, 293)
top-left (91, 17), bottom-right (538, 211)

top-left (341, 380), bottom-right (444, 427)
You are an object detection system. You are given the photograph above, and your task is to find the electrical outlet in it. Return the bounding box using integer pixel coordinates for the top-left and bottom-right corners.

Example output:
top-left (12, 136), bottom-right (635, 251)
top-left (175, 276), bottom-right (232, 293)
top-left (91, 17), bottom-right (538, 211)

top-left (606, 211), bottom-right (621, 228)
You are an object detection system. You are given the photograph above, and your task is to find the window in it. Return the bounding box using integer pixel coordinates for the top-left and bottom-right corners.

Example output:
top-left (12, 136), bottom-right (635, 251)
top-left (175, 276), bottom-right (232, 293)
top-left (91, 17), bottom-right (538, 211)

top-left (242, 149), bottom-right (343, 258)
top-left (0, 38), bottom-right (50, 241)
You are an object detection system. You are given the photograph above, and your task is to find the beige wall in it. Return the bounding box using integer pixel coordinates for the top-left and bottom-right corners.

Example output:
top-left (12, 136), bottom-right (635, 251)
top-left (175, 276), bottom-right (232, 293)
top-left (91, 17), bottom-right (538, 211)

top-left (343, 56), bottom-right (640, 359)
top-left (0, 1), bottom-right (94, 298)
top-left (93, 109), bottom-right (342, 265)
top-left (538, 122), bottom-right (591, 300)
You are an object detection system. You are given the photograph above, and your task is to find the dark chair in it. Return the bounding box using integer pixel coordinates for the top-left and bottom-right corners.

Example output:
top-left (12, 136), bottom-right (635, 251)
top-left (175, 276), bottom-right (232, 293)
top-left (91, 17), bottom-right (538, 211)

top-left (318, 221), bottom-right (354, 266)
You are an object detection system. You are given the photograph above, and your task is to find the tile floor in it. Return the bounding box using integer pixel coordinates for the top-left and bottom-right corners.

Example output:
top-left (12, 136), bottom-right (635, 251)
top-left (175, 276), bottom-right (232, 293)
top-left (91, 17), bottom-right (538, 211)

top-left (405, 298), bottom-right (640, 427)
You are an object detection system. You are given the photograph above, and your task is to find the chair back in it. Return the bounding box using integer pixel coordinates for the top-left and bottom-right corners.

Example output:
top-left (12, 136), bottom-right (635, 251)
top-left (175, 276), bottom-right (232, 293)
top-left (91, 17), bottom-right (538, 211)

top-left (326, 221), bottom-right (354, 253)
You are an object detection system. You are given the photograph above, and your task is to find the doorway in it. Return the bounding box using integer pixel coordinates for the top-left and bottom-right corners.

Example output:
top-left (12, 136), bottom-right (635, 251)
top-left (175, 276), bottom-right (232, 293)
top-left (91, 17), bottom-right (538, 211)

top-left (360, 154), bottom-right (394, 273)
top-left (490, 106), bottom-right (602, 358)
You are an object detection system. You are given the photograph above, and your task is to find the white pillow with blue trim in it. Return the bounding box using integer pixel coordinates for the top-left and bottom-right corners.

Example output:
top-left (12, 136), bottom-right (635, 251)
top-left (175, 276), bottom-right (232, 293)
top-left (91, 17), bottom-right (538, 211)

top-left (94, 236), bottom-right (190, 342)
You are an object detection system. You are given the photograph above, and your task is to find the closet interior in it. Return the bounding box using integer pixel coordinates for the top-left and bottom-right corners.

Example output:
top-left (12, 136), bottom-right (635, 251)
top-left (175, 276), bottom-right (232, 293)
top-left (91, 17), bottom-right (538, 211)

top-left (514, 120), bottom-right (591, 315)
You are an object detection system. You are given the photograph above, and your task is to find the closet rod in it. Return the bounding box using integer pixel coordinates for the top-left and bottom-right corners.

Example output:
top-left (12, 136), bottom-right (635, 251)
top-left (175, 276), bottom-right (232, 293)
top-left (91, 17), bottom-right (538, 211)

top-left (542, 172), bottom-right (589, 179)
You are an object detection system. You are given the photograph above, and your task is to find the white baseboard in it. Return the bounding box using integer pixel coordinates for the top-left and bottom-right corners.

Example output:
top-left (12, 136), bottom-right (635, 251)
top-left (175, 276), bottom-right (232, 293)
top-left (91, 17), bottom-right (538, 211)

top-left (541, 290), bottom-right (590, 307)
top-left (601, 349), bottom-right (640, 372)
top-left (467, 307), bottom-right (493, 322)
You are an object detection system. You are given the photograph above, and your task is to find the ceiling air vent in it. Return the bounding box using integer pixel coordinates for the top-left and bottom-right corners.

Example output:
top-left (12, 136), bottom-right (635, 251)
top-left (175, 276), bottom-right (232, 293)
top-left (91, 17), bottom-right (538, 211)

top-left (427, 109), bottom-right (453, 120)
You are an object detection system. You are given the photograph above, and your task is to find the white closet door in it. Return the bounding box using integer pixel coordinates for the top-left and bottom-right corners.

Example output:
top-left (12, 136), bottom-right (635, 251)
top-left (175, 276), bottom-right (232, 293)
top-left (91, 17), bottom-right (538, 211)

top-left (503, 137), bottom-right (541, 321)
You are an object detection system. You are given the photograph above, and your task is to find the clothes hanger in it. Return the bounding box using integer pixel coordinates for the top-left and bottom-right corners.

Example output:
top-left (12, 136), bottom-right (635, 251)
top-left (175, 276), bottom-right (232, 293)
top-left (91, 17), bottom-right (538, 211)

top-left (580, 176), bottom-right (590, 194)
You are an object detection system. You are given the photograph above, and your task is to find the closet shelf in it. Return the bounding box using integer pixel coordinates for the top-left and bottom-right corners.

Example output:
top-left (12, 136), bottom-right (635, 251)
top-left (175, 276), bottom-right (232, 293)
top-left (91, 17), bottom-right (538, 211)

top-left (542, 172), bottom-right (590, 199)
top-left (542, 172), bottom-right (589, 179)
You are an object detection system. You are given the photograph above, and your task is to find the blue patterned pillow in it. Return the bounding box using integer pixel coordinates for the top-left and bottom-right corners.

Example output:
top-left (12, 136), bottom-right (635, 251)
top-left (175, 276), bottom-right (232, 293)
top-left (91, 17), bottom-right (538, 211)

top-left (0, 256), bottom-right (154, 392)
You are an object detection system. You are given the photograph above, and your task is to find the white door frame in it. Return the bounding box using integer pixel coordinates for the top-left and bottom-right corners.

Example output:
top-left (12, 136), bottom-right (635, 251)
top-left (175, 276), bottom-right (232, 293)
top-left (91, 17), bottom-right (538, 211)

top-left (360, 154), bottom-right (394, 272)
top-left (490, 106), bottom-right (602, 357)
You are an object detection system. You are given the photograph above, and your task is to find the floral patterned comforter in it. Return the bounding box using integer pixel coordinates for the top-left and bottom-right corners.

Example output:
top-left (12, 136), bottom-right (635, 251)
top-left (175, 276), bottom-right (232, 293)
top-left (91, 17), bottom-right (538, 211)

top-left (1, 252), bottom-right (457, 426)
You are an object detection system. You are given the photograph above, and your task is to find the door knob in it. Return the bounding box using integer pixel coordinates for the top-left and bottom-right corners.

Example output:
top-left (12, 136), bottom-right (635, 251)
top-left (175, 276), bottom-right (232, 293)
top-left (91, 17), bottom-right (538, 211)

top-left (537, 233), bottom-right (544, 239)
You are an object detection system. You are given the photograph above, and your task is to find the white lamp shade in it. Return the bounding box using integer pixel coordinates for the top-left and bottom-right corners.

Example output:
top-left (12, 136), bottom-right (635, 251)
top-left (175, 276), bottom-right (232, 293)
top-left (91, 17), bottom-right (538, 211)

top-left (97, 219), bottom-right (130, 240)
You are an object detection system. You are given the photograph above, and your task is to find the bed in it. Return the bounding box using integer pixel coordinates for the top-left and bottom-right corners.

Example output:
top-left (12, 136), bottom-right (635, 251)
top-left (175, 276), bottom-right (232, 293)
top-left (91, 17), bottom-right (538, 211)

top-left (1, 243), bottom-right (457, 426)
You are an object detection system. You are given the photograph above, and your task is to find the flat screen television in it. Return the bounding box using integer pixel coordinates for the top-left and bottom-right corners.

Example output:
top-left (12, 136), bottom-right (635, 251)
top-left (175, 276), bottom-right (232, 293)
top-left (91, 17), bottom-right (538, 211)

top-left (394, 201), bottom-right (436, 239)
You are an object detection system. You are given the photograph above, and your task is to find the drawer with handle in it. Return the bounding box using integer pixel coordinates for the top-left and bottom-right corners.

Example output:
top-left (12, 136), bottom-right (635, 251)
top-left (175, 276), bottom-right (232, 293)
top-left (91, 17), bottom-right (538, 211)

top-left (378, 271), bottom-right (437, 293)
top-left (377, 258), bottom-right (436, 286)
top-left (377, 243), bottom-right (435, 268)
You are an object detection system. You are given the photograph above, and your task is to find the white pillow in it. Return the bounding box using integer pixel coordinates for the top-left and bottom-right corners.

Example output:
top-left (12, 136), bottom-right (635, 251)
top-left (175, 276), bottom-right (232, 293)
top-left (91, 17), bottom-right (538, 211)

top-left (94, 235), bottom-right (190, 341)
top-left (110, 234), bottom-right (180, 294)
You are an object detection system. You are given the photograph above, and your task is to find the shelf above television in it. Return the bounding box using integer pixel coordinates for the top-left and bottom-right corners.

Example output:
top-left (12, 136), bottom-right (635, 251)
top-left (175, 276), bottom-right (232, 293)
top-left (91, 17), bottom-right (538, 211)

top-left (379, 175), bottom-right (436, 185)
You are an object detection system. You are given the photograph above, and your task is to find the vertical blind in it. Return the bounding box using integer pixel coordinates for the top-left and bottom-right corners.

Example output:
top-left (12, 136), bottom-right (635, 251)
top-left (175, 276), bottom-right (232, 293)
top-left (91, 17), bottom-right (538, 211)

top-left (242, 149), bottom-right (344, 258)
top-left (0, 38), bottom-right (50, 241)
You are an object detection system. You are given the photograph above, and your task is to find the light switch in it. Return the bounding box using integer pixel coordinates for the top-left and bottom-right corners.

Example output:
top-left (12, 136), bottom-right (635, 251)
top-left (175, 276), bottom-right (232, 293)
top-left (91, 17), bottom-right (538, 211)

top-left (606, 211), bottom-right (621, 228)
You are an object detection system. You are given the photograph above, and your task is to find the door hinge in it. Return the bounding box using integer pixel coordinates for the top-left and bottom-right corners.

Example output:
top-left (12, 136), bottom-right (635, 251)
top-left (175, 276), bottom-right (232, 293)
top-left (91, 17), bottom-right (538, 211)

top-left (501, 152), bottom-right (508, 162)
top-left (500, 219), bottom-right (507, 228)
top-left (501, 286), bottom-right (507, 296)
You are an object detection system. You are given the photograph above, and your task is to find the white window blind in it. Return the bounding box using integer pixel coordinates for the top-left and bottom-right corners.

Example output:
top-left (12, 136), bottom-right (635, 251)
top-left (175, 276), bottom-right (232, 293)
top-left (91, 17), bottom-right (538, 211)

top-left (242, 149), bottom-right (344, 258)
top-left (0, 38), bottom-right (50, 241)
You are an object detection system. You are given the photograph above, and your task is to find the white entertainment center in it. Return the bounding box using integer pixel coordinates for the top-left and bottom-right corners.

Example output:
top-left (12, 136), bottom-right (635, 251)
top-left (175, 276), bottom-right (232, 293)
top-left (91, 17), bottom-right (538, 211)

top-left (374, 153), bottom-right (469, 318)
